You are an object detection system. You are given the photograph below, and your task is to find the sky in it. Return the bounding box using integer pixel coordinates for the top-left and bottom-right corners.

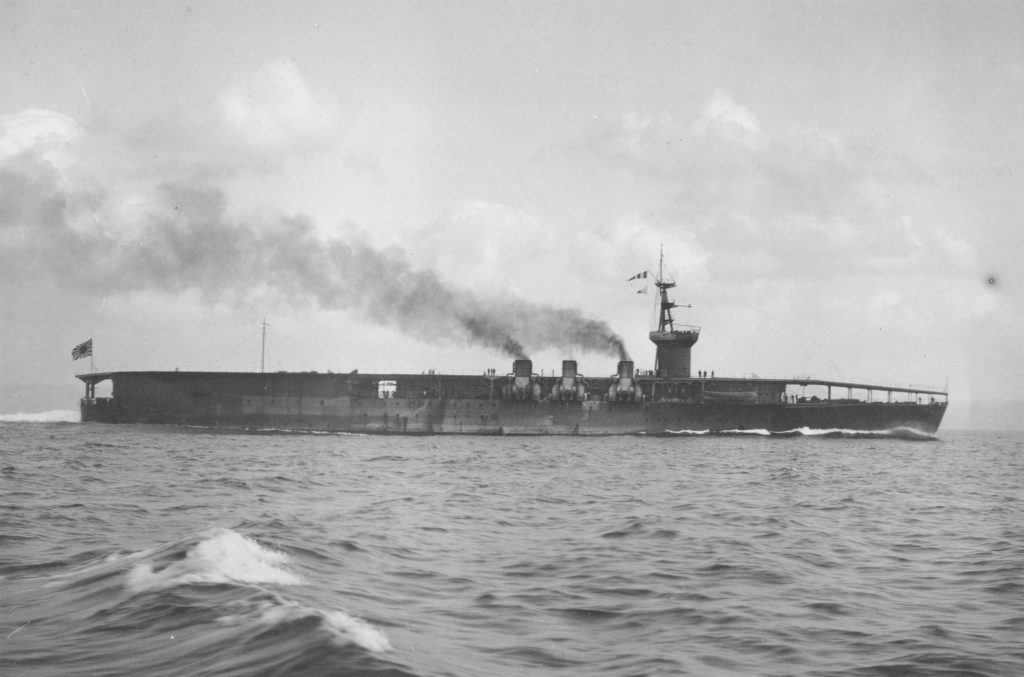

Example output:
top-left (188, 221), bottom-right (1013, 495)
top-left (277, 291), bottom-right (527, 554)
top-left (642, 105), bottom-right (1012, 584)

top-left (2, 1), bottom-right (1022, 428)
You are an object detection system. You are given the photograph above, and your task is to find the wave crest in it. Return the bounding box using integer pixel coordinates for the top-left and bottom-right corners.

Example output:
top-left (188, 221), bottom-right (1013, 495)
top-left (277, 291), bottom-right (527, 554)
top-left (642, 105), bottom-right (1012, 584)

top-left (125, 528), bottom-right (392, 653)
top-left (127, 528), bottom-right (302, 592)
top-left (0, 409), bottom-right (80, 422)
top-left (217, 601), bottom-right (392, 653)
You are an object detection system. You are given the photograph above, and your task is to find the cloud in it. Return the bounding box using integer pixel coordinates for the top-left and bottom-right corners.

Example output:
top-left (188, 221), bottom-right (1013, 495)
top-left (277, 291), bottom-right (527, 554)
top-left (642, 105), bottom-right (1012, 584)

top-left (80, 60), bottom-right (347, 183)
top-left (218, 59), bottom-right (343, 157)
top-left (0, 109), bottom-right (82, 164)
top-left (553, 91), bottom-right (1024, 404)
top-left (690, 90), bottom-right (763, 149)
top-left (0, 110), bottom-right (85, 229)
top-left (407, 199), bottom-right (711, 331)
top-left (409, 200), bottom-right (557, 297)
top-left (581, 91), bottom-right (979, 283)
top-left (0, 108), bottom-right (627, 363)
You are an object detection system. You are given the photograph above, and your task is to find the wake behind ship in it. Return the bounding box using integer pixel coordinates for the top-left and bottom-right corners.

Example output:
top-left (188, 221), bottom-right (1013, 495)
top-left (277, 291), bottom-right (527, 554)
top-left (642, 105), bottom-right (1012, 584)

top-left (77, 259), bottom-right (948, 435)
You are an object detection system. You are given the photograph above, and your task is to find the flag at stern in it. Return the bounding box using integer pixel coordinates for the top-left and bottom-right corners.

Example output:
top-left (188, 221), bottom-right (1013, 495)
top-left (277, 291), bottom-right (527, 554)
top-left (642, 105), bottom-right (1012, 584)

top-left (71, 339), bottom-right (93, 361)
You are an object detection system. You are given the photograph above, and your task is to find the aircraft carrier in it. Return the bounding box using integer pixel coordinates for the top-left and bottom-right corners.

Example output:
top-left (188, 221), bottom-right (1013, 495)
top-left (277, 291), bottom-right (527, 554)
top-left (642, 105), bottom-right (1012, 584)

top-left (77, 262), bottom-right (948, 435)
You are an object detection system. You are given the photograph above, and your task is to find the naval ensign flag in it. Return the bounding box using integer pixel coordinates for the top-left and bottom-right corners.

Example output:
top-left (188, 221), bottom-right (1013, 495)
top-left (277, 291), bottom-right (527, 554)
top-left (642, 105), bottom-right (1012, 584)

top-left (71, 339), bottom-right (93, 361)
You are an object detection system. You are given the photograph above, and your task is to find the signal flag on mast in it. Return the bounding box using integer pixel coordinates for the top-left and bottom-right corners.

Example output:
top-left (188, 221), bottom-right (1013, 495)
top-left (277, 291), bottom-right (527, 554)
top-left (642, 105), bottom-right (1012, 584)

top-left (626, 271), bottom-right (648, 281)
top-left (71, 339), bottom-right (93, 361)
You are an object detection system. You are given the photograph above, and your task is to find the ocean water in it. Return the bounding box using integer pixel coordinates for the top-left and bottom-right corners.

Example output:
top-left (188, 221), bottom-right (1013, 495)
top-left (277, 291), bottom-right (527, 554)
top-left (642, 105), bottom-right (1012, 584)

top-left (1, 420), bottom-right (1021, 677)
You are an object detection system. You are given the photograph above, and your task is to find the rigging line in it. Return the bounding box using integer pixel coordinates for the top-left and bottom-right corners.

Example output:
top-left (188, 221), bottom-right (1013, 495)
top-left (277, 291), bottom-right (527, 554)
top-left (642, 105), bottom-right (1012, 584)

top-left (725, 291), bottom-right (888, 383)
top-left (264, 330), bottom-right (320, 373)
top-left (199, 323), bottom-right (262, 372)
top-left (654, 253), bottom-right (877, 381)
top-left (256, 321), bottom-right (321, 373)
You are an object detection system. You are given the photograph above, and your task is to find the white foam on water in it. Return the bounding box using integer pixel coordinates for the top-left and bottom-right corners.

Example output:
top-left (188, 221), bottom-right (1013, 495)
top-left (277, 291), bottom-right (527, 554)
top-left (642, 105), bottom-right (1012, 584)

top-left (218, 599), bottom-right (392, 653)
top-left (665, 426), bottom-right (938, 439)
top-left (887, 426), bottom-right (938, 440)
top-left (0, 409), bottom-right (80, 422)
top-left (786, 426), bottom-right (938, 439)
top-left (127, 528), bottom-right (302, 592)
top-left (791, 426), bottom-right (872, 436)
top-left (321, 609), bottom-right (393, 652)
top-left (126, 530), bottom-right (390, 651)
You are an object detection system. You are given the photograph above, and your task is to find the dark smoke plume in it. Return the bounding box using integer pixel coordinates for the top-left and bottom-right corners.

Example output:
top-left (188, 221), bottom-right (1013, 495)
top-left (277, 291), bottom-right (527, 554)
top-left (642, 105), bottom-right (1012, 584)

top-left (1, 170), bottom-right (629, 361)
top-left (458, 314), bottom-right (528, 360)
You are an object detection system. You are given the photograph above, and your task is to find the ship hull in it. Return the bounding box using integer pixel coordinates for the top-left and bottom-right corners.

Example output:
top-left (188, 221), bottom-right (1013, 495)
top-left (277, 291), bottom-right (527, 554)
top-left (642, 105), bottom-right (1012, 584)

top-left (78, 371), bottom-right (947, 435)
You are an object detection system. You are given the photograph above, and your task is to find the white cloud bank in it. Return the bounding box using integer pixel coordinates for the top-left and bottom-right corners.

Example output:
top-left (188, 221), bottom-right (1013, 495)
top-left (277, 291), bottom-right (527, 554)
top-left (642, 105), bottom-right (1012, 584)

top-left (219, 59), bottom-right (344, 158)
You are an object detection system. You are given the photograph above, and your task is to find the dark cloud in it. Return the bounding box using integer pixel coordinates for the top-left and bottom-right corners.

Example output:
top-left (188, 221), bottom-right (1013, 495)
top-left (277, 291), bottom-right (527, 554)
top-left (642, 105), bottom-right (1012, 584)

top-left (0, 140), bottom-right (627, 361)
top-left (0, 155), bottom-right (67, 230)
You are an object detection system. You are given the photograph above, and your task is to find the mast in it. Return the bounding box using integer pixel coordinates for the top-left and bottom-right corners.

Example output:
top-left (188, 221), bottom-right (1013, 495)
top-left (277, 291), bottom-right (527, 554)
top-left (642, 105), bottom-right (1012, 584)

top-left (260, 318), bottom-right (267, 373)
top-left (648, 246), bottom-right (700, 378)
top-left (655, 245), bottom-right (681, 333)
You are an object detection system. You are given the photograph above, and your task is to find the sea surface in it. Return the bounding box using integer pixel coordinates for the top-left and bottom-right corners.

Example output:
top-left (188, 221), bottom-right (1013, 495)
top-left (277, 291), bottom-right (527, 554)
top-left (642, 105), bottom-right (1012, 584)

top-left (1, 418), bottom-right (1021, 677)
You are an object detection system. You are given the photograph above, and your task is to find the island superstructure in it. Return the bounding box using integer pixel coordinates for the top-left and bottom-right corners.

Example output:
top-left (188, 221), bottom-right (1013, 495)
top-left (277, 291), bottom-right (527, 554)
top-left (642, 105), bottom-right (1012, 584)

top-left (649, 256), bottom-right (701, 379)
